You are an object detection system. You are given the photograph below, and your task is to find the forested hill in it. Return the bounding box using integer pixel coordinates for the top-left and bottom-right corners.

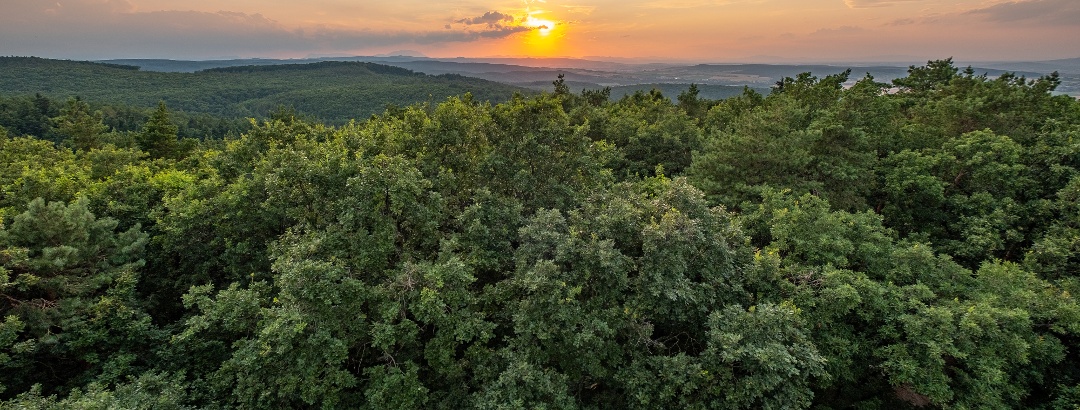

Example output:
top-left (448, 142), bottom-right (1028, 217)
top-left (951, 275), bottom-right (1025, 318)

top-left (0, 57), bottom-right (527, 124)
top-left (2, 59), bottom-right (1080, 408)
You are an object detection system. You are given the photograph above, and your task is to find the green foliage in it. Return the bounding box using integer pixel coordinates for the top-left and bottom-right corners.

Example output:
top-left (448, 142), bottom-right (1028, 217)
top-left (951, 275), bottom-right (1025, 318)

top-left (772, 69), bottom-right (851, 113)
top-left (880, 129), bottom-right (1036, 267)
top-left (892, 58), bottom-right (959, 95)
top-left (690, 94), bottom-right (817, 207)
top-left (742, 189), bottom-right (1080, 408)
top-left (0, 94), bottom-right (56, 140)
top-left (703, 303), bottom-right (825, 409)
top-left (137, 102), bottom-right (180, 159)
top-left (0, 198), bottom-right (156, 398)
top-left (3, 372), bottom-right (190, 409)
top-left (0, 58), bottom-right (1076, 409)
top-left (595, 90), bottom-right (703, 178)
top-left (0, 57), bottom-right (527, 125)
top-left (53, 98), bottom-right (108, 151)
top-left (0, 136), bottom-right (90, 217)
top-left (485, 93), bottom-right (613, 211)
top-left (1025, 175), bottom-right (1080, 281)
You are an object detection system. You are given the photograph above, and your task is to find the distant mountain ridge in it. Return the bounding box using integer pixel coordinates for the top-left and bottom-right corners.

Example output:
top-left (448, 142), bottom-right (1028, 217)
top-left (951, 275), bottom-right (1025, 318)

top-left (98, 55), bottom-right (1080, 97)
top-left (974, 58), bottom-right (1080, 75)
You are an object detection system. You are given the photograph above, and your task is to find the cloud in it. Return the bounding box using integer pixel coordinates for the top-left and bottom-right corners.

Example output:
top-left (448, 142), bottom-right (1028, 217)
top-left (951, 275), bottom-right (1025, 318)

top-left (638, 0), bottom-right (765, 9)
top-left (561, 5), bottom-right (596, 15)
top-left (808, 25), bottom-right (868, 36)
top-left (844, 0), bottom-right (923, 8)
top-left (475, 26), bottom-right (534, 38)
top-left (455, 11), bottom-right (514, 27)
top-left (964, 0), bottom-right (1080, 26)
top-left (0, 0), bottom-right (543, 59)
top-left (885, 18), bottom-right (916, 26)
top-left (447, 10), bottom-right (549, 40)
top-left (43, 0), bottom-right (135, 14)
top-left (305, 25), bottom-right (533, 47)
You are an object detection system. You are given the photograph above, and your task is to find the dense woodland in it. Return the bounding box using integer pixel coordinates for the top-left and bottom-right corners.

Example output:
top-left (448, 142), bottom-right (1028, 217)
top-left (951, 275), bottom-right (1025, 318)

top-left (0, 58), bottom-right (1079, 409)
top-left (0, 57), bottom-right (525, 126)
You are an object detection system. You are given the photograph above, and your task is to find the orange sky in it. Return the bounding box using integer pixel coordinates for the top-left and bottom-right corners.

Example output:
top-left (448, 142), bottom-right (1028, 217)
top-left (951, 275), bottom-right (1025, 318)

top-left (1, 0), bottom-right (1078, 61)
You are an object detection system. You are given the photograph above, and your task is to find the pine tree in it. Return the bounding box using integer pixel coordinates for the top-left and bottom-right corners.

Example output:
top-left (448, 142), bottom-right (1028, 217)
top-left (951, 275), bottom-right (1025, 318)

top-left (137, 101), bottom-right (179, 159)
top-left (53, 97), bottom-right (108, 151)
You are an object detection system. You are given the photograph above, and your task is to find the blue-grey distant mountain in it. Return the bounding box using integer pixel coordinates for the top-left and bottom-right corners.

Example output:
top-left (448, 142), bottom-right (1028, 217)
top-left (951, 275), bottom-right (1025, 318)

top-left (376, 50), bottom-right (428, 58)
top-left (973, 58), bottom-right (1080, 75)
top-left (97, 56), bottom-right (1076, 97)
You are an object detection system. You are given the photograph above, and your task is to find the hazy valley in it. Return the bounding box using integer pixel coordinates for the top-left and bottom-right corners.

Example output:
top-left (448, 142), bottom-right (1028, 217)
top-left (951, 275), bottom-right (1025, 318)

top-left (101, 55), bottom-right (1080, 99)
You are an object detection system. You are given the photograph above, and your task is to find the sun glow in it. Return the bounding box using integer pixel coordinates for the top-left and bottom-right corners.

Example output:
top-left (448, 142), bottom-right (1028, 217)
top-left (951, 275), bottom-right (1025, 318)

top-left (525, 15), bottom-right (555, 36)
top-left (509, 10), bottom-right (564, 57)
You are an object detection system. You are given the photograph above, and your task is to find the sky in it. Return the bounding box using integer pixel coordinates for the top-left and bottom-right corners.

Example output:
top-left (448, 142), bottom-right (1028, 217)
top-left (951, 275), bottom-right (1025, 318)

top-left (1, 0), bottom-right (1078, 62)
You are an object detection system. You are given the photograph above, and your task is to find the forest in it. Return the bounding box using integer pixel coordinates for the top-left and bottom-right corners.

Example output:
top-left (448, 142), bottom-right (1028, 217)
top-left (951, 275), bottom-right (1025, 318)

top-left (0, 58), bottom-right (1079, 409)
top-left (0, 57), bottom-right (525, 126)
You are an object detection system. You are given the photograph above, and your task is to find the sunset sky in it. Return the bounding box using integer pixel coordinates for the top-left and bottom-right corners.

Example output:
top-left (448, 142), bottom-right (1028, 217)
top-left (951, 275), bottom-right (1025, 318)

top-left (2, 0), bottom-right (1078, 62)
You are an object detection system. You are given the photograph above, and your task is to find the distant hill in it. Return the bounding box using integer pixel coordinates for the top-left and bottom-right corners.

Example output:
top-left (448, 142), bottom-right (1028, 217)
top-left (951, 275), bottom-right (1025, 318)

top-left (0, 57), bottom-right (528, 124)
top-left (973, 58), bottom-right (1080, 75)
top-left (99, 55), bottom-right (1076, 96)
top-left (607, 83), bottom-right (767, 100)
top-left (516, 80), bottom-right (767, 101)
top-left (99, 56), bottom-right (677, 74)
top-left (375, 50), bottom-right (427, 58)
top-left (970, 58), bottom-right (1080, 97)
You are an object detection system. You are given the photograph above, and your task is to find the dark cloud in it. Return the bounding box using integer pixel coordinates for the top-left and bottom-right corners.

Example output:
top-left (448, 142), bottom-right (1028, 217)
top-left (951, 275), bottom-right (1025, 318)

top-left (455, 11), bottom-right (514, 27)
top-left (0, 2), bottom-right (302, 58)
top-left (476, 25), bottom-right (532, 38)
top-left (0, 0), bottom-right (536, 59)
top-left (306, 25), bottom-right (533, 49)
top-left (964, 0), bottom-right (1080, 26)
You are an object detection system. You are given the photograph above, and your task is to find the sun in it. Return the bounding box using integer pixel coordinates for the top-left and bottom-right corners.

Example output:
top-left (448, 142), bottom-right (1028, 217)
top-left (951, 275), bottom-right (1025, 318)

top-left (513, 11), bottom-right (563, 56)
top-left (525, 15), bottom-right (556, 36)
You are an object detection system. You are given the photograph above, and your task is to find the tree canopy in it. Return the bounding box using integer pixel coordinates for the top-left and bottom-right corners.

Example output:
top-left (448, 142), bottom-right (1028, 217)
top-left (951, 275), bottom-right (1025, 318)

top-left (1, 58), bottom-right (1080, 409)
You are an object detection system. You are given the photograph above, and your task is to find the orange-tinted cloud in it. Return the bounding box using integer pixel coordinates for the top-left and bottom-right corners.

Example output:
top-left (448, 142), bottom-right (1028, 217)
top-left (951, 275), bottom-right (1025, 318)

top-left (844, 0), bottom-right (923, 8)
top-left (456, 11), bottom-right (515, 27)
top-left (0, 0), bottom-right (1077, 61)
top-left (0, 0), bottom-right (549, 59)
top-left (964, 0), bottom-right (1080, 26)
